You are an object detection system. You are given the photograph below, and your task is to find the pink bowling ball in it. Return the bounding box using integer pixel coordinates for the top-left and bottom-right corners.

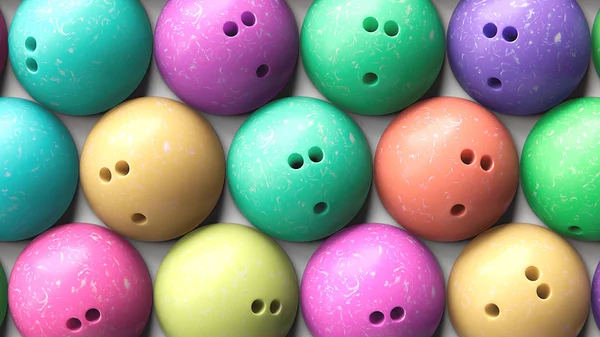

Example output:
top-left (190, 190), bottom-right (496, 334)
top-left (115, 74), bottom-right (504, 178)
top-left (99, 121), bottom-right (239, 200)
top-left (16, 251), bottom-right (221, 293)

top-left (0, 10), bottom-right (7, 73)
top-left (9, 223), bottom-right (153, 337)
top-left (154, 0), bottom-right (299, 116)
top-left (301, 223), bottom-right (445, 337)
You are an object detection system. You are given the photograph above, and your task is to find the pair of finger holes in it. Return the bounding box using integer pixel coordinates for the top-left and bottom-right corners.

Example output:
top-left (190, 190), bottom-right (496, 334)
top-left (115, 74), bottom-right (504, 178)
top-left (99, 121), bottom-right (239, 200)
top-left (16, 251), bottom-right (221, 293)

top-left (25, 37), bottom-right (39, 73)
top-left (288, 147), bottom-right (324, 169)
top-left (251, 299), bottom-right (282, 315)
top-left (223, 11), bottom-right (257, 37)
top-left (525, 266), bottom-right (551, 300)
top-left (66, 309), bottom-right (101, 331)
top-left (363, 17), bottom-right (399, 37)
top-left (460, 149), bottom-right (494, 172)
top-left (483, 23), bottom-right (518, 42)
top-left (369, 307), bottom-right (405, 325)
top-left (99, 161), bottom-right (130, 183)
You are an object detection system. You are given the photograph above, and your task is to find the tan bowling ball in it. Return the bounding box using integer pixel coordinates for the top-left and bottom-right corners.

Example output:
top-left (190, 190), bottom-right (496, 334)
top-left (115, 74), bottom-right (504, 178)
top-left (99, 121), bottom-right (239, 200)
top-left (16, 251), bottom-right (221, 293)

top-left (80, 97), bottom-right (225, 242)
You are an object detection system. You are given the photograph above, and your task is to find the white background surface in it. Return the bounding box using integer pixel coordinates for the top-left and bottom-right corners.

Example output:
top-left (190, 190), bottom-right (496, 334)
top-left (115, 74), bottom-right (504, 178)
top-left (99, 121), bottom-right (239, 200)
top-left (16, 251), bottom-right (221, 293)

top-left (0, 0), bottom-right (599, 336)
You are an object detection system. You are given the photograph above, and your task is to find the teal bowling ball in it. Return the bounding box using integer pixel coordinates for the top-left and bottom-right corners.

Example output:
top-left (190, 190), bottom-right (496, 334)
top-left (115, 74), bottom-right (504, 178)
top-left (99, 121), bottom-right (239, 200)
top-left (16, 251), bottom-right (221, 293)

top-left (0, 98), bottom-right (79, 241)
top-left (8, 0), bottom-right (153, 116)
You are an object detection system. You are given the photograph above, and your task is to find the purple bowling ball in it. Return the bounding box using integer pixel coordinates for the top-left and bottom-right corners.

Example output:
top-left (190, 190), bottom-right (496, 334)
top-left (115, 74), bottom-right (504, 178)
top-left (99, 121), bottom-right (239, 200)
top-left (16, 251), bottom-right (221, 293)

top-left (0, 11), bottom-right (7, 73)
top-left (447, 0), bottom-right (590, 116)
top-left (593, 262), bottom-right (600, 329)
top-left (154, 0), bottom-right (299, 116)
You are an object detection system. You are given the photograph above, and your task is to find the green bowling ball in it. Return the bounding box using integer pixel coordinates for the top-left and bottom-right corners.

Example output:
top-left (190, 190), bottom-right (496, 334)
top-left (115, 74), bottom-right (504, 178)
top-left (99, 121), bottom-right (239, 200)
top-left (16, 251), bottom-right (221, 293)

top-left (593, 9), bottom-right (600, 78)
top-left (0, 263), bottom-right (6, 326)
top-left (227, 96), bottom-right (373, 242)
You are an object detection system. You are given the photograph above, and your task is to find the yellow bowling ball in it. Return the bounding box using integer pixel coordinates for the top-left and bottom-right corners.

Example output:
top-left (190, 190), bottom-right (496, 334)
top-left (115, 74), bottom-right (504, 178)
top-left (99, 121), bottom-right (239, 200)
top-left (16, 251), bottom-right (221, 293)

top-left (80, 97), bottom-right (225, 242)
top-left (448, 223), bottom-right (590, 337)
top-left (154, 223), bottom-right (299, 337)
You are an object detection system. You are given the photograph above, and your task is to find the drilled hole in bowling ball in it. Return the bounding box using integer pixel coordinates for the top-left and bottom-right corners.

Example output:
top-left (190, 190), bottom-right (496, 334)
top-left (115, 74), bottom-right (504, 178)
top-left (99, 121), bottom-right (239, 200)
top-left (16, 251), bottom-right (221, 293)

top-left (390, 307), bottom-right (405, 321)
top-left (384, 21), bottom-right (399, 37)
top-left (363, 73), bottom-right (378, 85)
top-left (460, 149), bottom-right (475, 165)
top-left (537, 284), bottom-right (551, 300)
top-left (66, 318), bottom-right (82, 331)
top-left (251, 299), bottom-right (265, 314)
top-left (487, 77), bottom-right (502, 90)
top-left (241, 11), bottom-right (256, 26)
top-left (26, 58), bottom-right (38, 73)
top-left (131, 213), bottom-right (147, 225)
top-left (115, 160), bottom-right (130, 176)
top-left (525, 266), bottom-right (540, 281)
top-left (85, 308), bottom-right (101, 322)
top-left (270, 300), bottom-right (282, 314)
top-left (363, 17), bottom-right (378, 32)
top-left (99, 167), bottom-right (112, 183)
top-left (485, 303), bottom-right (500, 318)
top-left (308, 147), bottom-right (324, 163)
top-left (314, 202), bottom-right (328, 215)
top-left (223, 21), bottom-right (239, 37)
top-left (288, 153), bottom-right (304, 169)
top-left (568, 226), bottom-right (583, 235)
top-left (502, 26), bottom-right (518, 42)
top-left (451, 204), bottom-right (466, 216)
top-left (483, 23), bottom-right (497, 38)
top-left (480, 155), bottom-right (494, 171)
top-left (369, 311), bottom-right (385, 325)
top-left (25, 37), bottom-right (37, 51)
top-left (256, 64), bottom-right (270, 78)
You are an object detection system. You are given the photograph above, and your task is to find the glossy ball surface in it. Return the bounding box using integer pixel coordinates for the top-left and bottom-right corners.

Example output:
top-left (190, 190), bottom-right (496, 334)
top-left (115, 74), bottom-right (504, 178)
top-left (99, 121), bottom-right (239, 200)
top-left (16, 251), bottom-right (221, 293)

top-left (448, 223), bottom-right (590, 337)
top-left (155, 0), bottom-right (299, 115)
top-left (447, 0), bottom-right (590, 116)
top-left (374, 97), bottom-right (519, 242)
top-left (228, 96), bottom-right (372, 242)
top-left (0, 11), bottom-right (6, 73)
top-left (0, 97), bottom-right (78, 241)
top-left (522, 97), bottom-right (600, 241)
top-left (592, 262), bottom-right (600, 329)
top-left (8, 0), bottom-right (153, 116)
top-left (154, 223), bottom-right (299, 337)
top-left (301, 0), bottom-right (445, 116)
top-left (301, 223), bottom-right (445, 337)
top-left (9, 223), bottom-right (153, 337)
top-left (593, 9), bottom-right (600, 78)
top-left (80, 97), bottom-right (225, 242)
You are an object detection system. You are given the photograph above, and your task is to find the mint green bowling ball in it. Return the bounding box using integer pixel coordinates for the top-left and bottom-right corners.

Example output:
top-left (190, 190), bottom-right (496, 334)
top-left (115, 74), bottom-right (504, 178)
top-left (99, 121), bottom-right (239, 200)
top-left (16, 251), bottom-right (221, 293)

top-left (227, 97), bottom-right (373, 242)
top-left (8, 0), bottom-right (153, 116)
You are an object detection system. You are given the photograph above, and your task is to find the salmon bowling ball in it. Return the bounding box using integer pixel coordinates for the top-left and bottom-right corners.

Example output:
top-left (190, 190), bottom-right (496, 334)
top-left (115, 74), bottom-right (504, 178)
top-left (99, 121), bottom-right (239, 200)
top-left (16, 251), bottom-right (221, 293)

top-left (227, 96), bottom-right (373, 242)
top-left (154, 223), bottom-right (299, 337)
top-left (301, 223), bottom-right (445, 337)
top-left (80, 97), bottom-right (225, 242)
top-left (447, 0), bottom-right (590, 116)
top-left (593, 9), bottom-right (600, 78)
top-left (0, 11), bottom-right (6, 73)
top-left (301, 0), bottom-right (445, 116)
top-left (8, 0), bottom-right (153, 116)
top-left (522, 97), bottom-right (600, 241)
top-left (0, 97), bottom-right (78, 242)
top-left (448, 223), bottom-right (590, 337)
top-left (8, 223), bottom-right (153, 337)
top-left (374, 96), bottom-right (519, 242)
top-left (154, 0), bottom-right (299, 115)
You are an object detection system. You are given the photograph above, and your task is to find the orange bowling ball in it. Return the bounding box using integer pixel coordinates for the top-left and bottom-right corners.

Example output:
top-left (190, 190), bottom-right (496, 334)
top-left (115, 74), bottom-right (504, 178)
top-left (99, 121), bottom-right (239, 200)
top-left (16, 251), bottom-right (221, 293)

top-left (374, 96), bottom-right (519, 242)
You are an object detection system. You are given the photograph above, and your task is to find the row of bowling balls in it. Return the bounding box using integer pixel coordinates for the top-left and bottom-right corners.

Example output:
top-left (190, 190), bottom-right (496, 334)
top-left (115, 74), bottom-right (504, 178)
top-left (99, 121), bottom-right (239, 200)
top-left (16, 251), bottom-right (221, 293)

top-left (0, 220), bottom-right (598, 337)
top-left (0, 0), bottom-right (599, 118)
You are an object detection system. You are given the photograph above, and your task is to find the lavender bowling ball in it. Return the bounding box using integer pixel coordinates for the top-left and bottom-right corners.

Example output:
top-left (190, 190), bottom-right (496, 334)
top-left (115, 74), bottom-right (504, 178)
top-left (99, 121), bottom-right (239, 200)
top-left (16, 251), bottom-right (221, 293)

top-left (447, 0), bottom-right (590, 116)
top-left (593, 262), bottom-right (600, 329)
top-left (154, 0), bottom-right (299, 116)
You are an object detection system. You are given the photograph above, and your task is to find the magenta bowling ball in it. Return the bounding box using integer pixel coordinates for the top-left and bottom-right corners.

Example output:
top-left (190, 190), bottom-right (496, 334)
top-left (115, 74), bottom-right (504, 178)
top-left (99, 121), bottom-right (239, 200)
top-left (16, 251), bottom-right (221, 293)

top-left (447, 0), bottom-right (590, 116)
top-left (301, 223), bottom-right (445, 337)
top-left (9, 223), bottom-right (153, 337)
top-left (0, 11), bottom-right (6, 73)
top-left (154, 0), bottom-right (299, 116)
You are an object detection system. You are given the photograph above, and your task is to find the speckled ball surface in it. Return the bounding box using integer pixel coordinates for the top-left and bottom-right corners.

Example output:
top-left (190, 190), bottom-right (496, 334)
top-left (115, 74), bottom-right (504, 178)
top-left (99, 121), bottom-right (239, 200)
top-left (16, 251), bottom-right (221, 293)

top-left (447, 0), bottom-right (590, 116)
top-left (301, 223), bottom-right (445, 337)
top-left (0, 10), bottom-right (7, 73)
top-left (154, 0), bottom-right (299, 116)
top-left (154, 223), bottom-right (299, 337)
top-left (80, 97), bottom-right (225, 242)
top-left (593, 9), bottom-right (600, 78)
top-left (0, 97), bottom-right (78, 242)
top-left (522, 97), bottom-right (600, 241)
top-left (228, 96), bottom-right (373, 242)
top-left (448, 223), bottom-right (590, 337)
top-left (9, 223), bottom-right (153, 337)
top-left (301, 0), bottom-right (445, 116)
top-left (8, 0), bottom-right (153, 116)
top-left (374, 97), bottom-right (519, 242)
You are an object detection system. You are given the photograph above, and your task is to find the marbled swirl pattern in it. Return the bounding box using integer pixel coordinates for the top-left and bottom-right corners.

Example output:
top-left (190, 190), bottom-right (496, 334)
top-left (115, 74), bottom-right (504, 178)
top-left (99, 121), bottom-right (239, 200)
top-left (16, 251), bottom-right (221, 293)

top-left (9, 223), bottom-right (153, 337)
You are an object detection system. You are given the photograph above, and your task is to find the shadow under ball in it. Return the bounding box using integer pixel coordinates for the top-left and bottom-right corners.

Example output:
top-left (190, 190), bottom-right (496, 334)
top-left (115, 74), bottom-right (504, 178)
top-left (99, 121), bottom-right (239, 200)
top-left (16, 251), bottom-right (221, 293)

top-left (0, 11), bottom-right (6, 73)
top-left (79, 97), bottom-right (225, 242)
top-left (8, 0), bottom-right (153, 116)
top-left (593, 9), bottom-right (600, 78)
top-left (0, 98), bottom-right (78, 241)
top-left (227, 96), bottom-right (373, 242)
top-left (447, 223), bottom-right (590, 337)
top-left (154, 223), bottom-right (299, 337)
top-left (521, 97), bottom-right (600, 241)
top-left (9, 223), bottom-right (153, 337)
top-left (154, 0), bottom-right (299, 116)
top-left (447, 0), bottom-right (590, 116)
top-left (300, 0), bottom-right (445, 116)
